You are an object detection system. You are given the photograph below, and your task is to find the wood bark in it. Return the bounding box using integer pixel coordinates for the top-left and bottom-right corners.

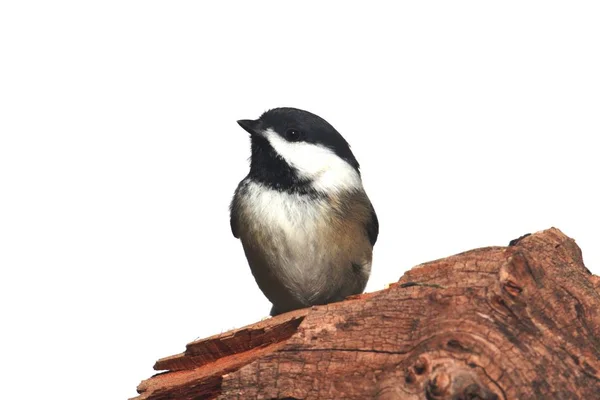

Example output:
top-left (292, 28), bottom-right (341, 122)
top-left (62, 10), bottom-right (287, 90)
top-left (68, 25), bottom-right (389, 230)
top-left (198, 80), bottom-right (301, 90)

top-left (132, 228), bottom-right (600, 399)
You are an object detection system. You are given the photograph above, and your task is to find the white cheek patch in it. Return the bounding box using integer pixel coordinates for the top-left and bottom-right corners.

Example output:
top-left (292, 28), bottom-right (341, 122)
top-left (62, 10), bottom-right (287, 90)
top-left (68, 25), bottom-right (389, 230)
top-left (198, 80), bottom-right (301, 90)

top-left (263, 128), bottom-right (362, 193)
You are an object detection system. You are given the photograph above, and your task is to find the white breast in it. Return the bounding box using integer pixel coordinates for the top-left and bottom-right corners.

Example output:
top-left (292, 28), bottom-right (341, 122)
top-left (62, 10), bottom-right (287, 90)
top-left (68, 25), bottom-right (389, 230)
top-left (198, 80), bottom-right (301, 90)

top-left (241, 180), bottom-right (342, 303)
top-left (237, 179), bottom-right (372, 310)
top-left (243, 180), bottom-right (328, 244)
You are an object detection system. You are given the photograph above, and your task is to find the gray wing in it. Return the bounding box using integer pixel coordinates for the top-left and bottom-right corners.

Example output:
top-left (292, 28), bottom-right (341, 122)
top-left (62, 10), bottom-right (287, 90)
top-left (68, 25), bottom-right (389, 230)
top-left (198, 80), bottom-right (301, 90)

top-left (229, 195), bottom-right (240, 239)
top-left (230, 180), bottom-right (247, 239)
top-left (366, 203), bottom-right (379, 246)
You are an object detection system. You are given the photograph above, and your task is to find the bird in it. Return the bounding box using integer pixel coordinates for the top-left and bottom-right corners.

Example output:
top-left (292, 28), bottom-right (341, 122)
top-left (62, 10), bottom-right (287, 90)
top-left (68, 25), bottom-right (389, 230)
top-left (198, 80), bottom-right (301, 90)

top-left (230, 107), bottom-right (378, 316)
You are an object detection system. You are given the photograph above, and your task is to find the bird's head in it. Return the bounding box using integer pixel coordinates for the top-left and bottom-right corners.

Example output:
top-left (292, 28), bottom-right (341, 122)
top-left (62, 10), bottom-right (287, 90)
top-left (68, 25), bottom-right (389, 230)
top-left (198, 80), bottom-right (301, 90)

top-left (237, 107), bottom-right (361, 193)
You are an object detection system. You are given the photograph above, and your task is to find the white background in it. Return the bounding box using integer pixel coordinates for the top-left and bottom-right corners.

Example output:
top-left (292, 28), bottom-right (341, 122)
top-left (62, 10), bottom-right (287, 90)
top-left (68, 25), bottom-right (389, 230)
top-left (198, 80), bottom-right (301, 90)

top-left (1, 2), bottom-right (599, 399)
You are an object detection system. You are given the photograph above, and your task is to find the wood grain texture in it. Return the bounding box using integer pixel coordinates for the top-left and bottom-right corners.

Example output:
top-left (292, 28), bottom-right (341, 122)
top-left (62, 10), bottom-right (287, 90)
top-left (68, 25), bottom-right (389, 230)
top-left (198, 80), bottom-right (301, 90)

top-left (132, 228), bottom-right (600, 400)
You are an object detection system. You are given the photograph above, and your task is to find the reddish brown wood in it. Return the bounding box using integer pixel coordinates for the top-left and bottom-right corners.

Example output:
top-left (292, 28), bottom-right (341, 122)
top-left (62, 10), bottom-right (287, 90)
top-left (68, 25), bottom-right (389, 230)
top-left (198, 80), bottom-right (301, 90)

top-left (132, 228), bottom-right (600, 400)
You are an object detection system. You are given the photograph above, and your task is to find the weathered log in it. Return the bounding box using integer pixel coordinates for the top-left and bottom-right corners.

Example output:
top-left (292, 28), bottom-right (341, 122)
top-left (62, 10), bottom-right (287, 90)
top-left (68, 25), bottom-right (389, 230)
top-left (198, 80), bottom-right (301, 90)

top-left (132, 228), bottom-right (600, 399)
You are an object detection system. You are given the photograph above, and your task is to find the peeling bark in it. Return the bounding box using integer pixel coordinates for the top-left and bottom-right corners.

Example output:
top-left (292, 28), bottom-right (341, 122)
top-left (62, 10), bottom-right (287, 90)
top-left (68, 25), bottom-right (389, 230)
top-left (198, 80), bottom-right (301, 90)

top-left (132, 228), bottom-right (600, 400)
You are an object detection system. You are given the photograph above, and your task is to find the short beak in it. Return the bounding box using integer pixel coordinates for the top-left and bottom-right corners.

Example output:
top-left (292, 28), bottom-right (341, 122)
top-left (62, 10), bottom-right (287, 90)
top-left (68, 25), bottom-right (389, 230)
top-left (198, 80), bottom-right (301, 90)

top-left (237, 119), bottom-right (261, 136)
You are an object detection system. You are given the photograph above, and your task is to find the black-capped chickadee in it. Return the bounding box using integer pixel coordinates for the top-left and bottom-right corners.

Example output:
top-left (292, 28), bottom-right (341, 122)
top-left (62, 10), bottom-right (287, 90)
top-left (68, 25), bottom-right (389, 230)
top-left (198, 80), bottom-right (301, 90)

top-left (230, 107), bottom-right (378, 316)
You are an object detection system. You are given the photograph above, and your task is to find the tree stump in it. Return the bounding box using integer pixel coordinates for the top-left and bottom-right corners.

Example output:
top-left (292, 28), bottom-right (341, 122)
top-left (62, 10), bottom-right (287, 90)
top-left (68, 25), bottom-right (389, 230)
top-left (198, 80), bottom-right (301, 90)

top-left (132, 228), bottom-right (600, 399)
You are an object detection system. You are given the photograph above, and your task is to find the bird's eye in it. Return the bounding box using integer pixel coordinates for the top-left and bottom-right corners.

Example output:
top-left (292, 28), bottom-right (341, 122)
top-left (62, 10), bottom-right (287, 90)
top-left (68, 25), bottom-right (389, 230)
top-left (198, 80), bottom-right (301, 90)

top-left (285, 129), bottom-right (302, 142)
